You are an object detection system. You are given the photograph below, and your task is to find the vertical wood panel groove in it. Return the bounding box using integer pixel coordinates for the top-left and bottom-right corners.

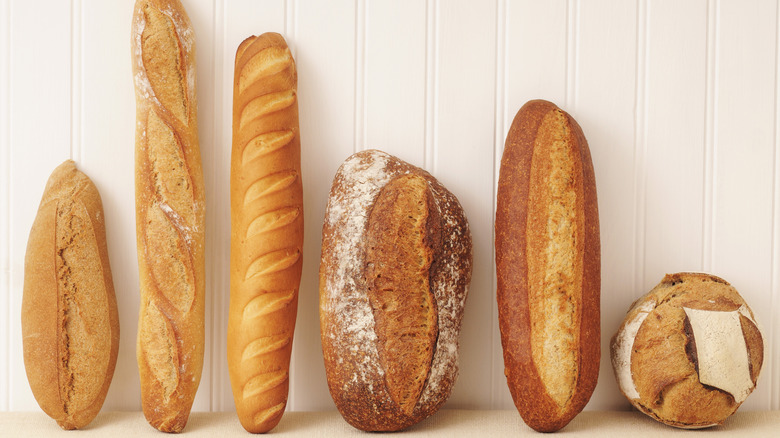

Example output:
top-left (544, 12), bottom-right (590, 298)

top-left (490, 0), bottom-right (506, 410)
top-left (353, 0), bottom-right (364, 154)
top-left (633, 0), bottom-right (647, 294)
top-left (213, 0), bottom-right (227, 412)
top-left (772, 0), bottom-right (780, 410)
top-left (424, 0), bottom-right (437, 172)
top-left (207, 0), bottom-right (217, 412)
top-left (70, 0), bottom-right (81, 162)
top-left (565, 0), bottom-right (578, 108)
top-left (702, 0), bottom-right (718, 273)
top-left (1, 0), bottom-right (10, 413)
top-left (285, 0), bottom-right (295, 53)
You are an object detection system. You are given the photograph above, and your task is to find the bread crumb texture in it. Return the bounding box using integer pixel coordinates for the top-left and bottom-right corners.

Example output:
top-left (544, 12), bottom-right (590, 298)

top-left (55, 190), bottom-right (111, 425)
top-left (141, 3), bottom-right (187, 123)
top-left (613, 273), bottom-right (763, 428)
top-left (145, 204), bottom-right (194, 312)
top-left (141, 301), bottom-right (179, 404)
top-left (147, 110), bottom-right (195, 230)
top-left (526, 109), bottom-right (583, 410)
top-left (366, 174), bottom-right (438, 415)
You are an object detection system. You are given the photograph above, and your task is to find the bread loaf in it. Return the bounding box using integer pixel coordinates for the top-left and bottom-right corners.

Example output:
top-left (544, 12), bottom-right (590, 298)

top-left (611, 273), bottom-right (764, 428)
top-left (131, 0), bottom-right (204, 432)
top-left (319, 149), bottom-right (472, 431)
top-left (22, 160), bottom-right (120, 430)
top-left (495, 99), bottom-right (600, 432)
top-left (227, 32), bottom-right (303, 433)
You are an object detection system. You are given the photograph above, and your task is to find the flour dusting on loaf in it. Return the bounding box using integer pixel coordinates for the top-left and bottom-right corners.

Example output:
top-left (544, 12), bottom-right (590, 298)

top-left (132, 0), bottom-right (204, 433)
top-left (320, 149), bottom-right (472, 431)
top-left (610, 272), bottom-right (764, 429)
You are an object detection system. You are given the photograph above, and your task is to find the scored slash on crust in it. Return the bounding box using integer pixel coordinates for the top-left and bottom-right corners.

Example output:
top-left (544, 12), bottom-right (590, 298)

top-left (239, 90), bottom-right (297, 130)
top-left (243, 171), bottom-right (299, 206)
top-left (238, 46), bottom-right (294, 94)
top-left (242, 130), bottom-right (296, 165)
top-left (242, 290), bottom-right (296, 321)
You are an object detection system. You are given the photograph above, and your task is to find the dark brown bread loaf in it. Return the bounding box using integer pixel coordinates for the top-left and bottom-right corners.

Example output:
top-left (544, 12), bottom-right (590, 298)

top-left (611, 272), bottom-right (764, 429)
top-left (228, 32), bottom-right (303, 434)
top-left (319, 149), bottom-right (472, 431)
top-left (495, 99), bottom-right (600, 432)
top-left (22, 160), bottom-right (120, 430)
top-left (132, 0), bottom-right (204, 432)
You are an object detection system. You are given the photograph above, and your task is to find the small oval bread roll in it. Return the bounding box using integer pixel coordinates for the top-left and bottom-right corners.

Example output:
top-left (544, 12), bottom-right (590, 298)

top-left (22, 161), bottom-right (120, 430)
top-left (611, 272), bottom-right (764, 428)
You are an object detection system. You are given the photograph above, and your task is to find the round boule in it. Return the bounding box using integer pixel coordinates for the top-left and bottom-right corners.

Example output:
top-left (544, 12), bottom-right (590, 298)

top-left (611, 272), bottom-right (764, 429)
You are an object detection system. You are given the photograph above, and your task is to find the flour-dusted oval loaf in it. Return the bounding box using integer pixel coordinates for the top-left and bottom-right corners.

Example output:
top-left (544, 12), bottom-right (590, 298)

top-left (132, 0), bottom-right (204, 432)
top-left (227, 32), bottom-right (303, 433)
top-left (611, 273), bottom-right (764, 429)
top-left (319, 149), bottom-right (472, 431)
top-left (495, 99), bottom-right (600, 432)
top-left (22, 161), bottom-right (120, 430)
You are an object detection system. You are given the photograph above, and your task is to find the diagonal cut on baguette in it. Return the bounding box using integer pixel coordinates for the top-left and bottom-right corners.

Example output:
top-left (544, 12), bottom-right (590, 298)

top-left (132, 0), bottom-right (205, 432)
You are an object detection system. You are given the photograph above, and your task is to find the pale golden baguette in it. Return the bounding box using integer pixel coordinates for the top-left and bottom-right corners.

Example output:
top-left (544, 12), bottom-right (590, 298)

top-left (228, 33), bottom-right (303, 433)
top-left (22, 160), bottom-right (120, 430)
top-left (131, 0), bottom-right (204, 432)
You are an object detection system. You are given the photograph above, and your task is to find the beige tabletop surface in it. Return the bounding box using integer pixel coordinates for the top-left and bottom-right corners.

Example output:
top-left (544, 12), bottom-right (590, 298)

top-left (1, 410), bottom-right (778, 437)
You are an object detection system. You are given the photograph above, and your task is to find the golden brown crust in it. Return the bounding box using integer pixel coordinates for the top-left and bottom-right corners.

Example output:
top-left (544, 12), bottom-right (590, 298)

top-left (365, 174), bottom-right (439, 415)
top-left (228, 32), bottom-right (303, 434)
top-left (132, 0), bottom-right (204, 432)
top-left (320, 150), bottom-right (472, 431)
top-left (495, 99), bottom-right (600, 432)
top-left (611, 272), bottom-right (764, 429)
top-left (22, 161), bottom-right (120, 430)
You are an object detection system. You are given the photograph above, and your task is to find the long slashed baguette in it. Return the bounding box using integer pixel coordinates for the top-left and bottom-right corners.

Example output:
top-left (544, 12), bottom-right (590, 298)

top-left (131, 0), bottom-right (205, 432)
top-left (227, 33), bottom-right (303, 433)
top-left (22, 161), bottom-right (120, 430)
top-left (495, 99), bottom-right (600, 432)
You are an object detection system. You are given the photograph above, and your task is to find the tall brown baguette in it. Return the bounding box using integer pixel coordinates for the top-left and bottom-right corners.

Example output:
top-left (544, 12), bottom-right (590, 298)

top-left (22, 160), bottom-right (120, 430)
top-left (320, 149), bottom-right (472, 431)
top-left (227, 33), bottom-right (303, 434)
top-left (131, 0), bottom-right (204, 432)
top-left (495, 99), bottom-right (600, 432)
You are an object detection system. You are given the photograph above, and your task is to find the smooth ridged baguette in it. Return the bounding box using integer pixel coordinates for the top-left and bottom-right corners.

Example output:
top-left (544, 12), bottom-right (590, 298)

top-left (495, 99), bottom-right (600, 432)
top-left (131, 0), bottom-right (205, 432)
top-left (228, 32), bottom-right (303, 434)
top-left (22, 161), bottom-right (120, 430)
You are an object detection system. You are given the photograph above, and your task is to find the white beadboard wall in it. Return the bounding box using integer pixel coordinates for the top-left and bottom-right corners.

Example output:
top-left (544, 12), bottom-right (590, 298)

top-left (1, 0), bottom-right (779, 414)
